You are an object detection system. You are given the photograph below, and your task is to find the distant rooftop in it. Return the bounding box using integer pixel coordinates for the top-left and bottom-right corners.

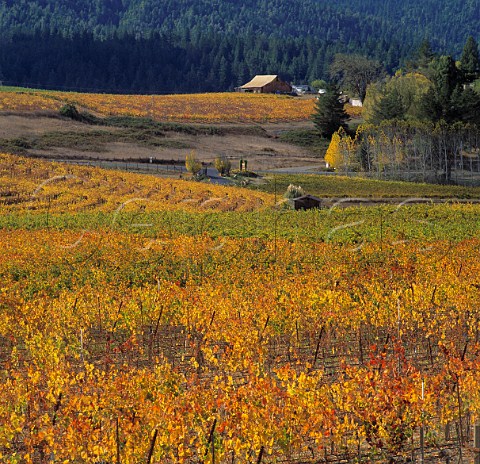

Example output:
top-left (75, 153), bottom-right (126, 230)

top-left (241, 75), bottom-right (279, 88)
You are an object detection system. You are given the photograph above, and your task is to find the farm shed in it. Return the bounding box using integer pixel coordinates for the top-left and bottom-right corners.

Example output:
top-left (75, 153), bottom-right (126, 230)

top-left (349, 97), bottom-right (363, 107)
top-left (292, 84), bottom-right (316, 95)
top-left (238, 75), bottom-right (292, 94)
top-left (292, 194), bottom-right (323, 210)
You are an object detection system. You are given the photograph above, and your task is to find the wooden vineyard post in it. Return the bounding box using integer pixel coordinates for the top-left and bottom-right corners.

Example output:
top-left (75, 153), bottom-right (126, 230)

top-left (256, 445), bottom-right (264, 464)
top-left (411, 433), bottom-right (414, 463)
top-left (419, 424), bottom-right (425, 464)
top-left (457, 379), bottom-right (464, 462)
top-left (420, 379), bottom-right (425, 464)
top-left (212, 436), bottom-right (215, 464)
top-left (146, 429), bottom-right (158, 464)
top-left (311, 325), bottom-right (325, 371)
top-left (474, 421), bottom-right (480, 464)
top-left (204, 418), bottom-right (217, 464)
top-left (358, 323), bottom-right (364, 365)
top-left (116, 417), bottom-right (121, 464)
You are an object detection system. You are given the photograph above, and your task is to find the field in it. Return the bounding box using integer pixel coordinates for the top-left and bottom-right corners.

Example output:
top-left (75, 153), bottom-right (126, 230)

top-left (254, 173), bottom-right (480, 199)
top-left (0, 87), bottom-right (361, 123)
top-left (0, 115), bottom-right (322, 173)
top-left (0, 88), bottom-right (316, 123)
top-left (0, 88), bottom-right (370, 173)
top-left (3, 153), bottom-right (480, 463)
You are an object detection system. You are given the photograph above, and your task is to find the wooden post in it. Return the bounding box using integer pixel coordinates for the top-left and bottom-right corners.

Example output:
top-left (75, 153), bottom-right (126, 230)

top-left (411, 433), bottom-right (414, 463)
top-left (420, 379), bottom-right (425, 464)
top-left (474, 421), bottom-right (480, 464)
top-left (80, 328), bottom-right (84, 364)
top-left (358, 323), bottom-right (364, 365)
top-left (457, 381), bottom-right (464, 461)
top-left (116, 417), bottom-right (120, 464)
top-left (311, 326), bottom-right (325, 370)
top-left (211, 435), bottom-right (215, 464)
top-left (204, 419), bottom-right (217, 462)
top-left (419, 425), bottom-right (424, 464)
top-left (146, 429), bottom-right (158, 464)
top-left (256, 446), bottom-right (264, 464)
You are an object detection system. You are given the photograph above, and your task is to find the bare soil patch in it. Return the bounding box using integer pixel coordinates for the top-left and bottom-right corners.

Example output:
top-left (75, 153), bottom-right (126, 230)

top-left (0, 114), bottom-right (108, 138)
top-left (0, 114), bottom-right (321, 171)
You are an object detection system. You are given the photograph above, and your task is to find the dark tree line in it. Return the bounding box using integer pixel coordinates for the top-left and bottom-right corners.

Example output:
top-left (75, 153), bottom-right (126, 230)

top-left (0, 0), bottom-right (478, 93)
top-left (0, 30), bottom-right (406, 94)
top-left (0, 0), bottom-right (477, 54)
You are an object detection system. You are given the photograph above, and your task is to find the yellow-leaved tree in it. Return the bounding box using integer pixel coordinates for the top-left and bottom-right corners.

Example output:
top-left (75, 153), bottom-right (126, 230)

top-left (325, 127), bottom-right (359, 171)
top-left (326, 127), bottom-right (358, 170)
top-left (185, 151), bottom-right (202, 175)
top-left (325, 129), bottom-right (343, 169)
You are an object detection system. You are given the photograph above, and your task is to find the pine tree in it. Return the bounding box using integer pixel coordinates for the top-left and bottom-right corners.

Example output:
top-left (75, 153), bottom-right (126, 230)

top-left (416, 54), bottom-right (480, 181)
top-left (419, 55), bottom-right (462, 123)
top-left (311, 84), bottom-right (349, 138)
top-left (415, 39), bottom-right (436, 69)
top-left (459, 36), bottom-right (480, 83)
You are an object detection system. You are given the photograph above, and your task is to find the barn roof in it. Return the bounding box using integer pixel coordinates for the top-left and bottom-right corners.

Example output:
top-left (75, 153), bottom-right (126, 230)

top-left (293, 194), bottom-right (323, 202)
top-left (241, 75), bottom-right (279, 89)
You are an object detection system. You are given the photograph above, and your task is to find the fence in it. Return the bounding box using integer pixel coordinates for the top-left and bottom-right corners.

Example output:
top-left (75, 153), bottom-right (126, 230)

top-left (52, 157), bottom-right (188, 174)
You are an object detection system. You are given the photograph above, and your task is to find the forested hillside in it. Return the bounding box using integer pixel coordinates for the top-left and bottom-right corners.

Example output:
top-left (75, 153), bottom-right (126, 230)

top-left (0, 0), bottom-right (478, 93)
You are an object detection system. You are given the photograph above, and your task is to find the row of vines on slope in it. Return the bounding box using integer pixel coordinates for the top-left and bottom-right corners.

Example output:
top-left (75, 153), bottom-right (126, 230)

top-left (1, 228), bottom-right (480, 462)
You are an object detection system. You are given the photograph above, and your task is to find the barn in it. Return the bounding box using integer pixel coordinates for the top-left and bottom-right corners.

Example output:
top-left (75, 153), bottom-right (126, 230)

top-left (292, 194), bottom-right (323, 210)
top-left (238, 75), bottom-right (292, 94)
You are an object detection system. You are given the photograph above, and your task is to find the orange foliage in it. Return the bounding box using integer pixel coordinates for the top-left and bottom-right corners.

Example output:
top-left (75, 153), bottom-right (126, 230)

top-left (0, 89), bottom-right (315, 122)
top-left (0, 153), bottom-right (273, 213)
top-left (344, 103), bottom-right (363, 118)
top-left (1, 225), bottom-right (480, 461)
top-left (1, 155), bottom-right (479, 462)
top-left (0, 91), bottom-right (61, 112)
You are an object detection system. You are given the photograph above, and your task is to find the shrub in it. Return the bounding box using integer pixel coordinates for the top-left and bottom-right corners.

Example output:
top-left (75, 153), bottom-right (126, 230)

top-left (59, 103), bottom-right (81, 121)
top-left (59, 103), bottom-right (98, 124)
top-left (214, 155), bottom-right (232, 176)
top-left (185, 152), bottom-right (202, 175)
top-left (284, 184), bottom-right (305, 199)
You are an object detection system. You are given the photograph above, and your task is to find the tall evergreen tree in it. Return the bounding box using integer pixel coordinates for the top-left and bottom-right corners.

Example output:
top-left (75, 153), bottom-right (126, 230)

top-left (419, 55), bottom-right (462, 123)
top-left (416, 55), bottom-right (480, 181)
top-left (414, 39), bottom-right (436, 70)
top-left (459, 36), bottom-right (480, 83)
top-left (311, 84), bottom-right (349, 138)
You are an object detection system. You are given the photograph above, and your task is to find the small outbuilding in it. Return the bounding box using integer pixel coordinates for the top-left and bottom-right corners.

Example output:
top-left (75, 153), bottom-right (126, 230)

top-left (238, 75), bottom-right (292, 94)
top-left (292, 194), bottom-right (323, 210)
top-left (349, 97), bottom-right (363, 107)
top-left (292, 84), bottom-right (316, 95)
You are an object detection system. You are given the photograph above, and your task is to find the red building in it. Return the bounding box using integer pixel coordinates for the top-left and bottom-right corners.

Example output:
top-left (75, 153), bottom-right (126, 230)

top-left (238, 75), bottom-right (292, 94)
